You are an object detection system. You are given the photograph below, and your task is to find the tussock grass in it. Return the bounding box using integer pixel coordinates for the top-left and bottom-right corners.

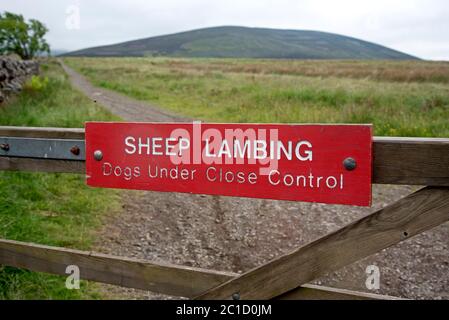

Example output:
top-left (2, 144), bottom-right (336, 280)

top-left (0, 60), bottom-right (120, 299)
top-left (155, 58), bottom-right (449, 83)
top-left (66, 57), bottom-right (449, 137)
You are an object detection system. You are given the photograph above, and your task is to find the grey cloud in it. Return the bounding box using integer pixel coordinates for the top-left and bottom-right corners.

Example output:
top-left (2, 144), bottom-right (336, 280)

top-left (1, 0), bottom-right (448, 60)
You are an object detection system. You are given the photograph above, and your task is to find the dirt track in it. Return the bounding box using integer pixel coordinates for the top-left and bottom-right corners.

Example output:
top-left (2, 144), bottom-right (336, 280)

top-left (61, 61), bottom-right (448, 299)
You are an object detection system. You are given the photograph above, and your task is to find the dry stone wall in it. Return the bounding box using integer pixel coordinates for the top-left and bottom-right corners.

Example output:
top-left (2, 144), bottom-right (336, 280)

top-left (0, 56), bottom-right (39, 103)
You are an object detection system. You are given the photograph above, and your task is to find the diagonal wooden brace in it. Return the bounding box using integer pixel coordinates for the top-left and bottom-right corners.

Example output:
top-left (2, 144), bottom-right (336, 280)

top-left (195, 186), bottom-right (449, 299)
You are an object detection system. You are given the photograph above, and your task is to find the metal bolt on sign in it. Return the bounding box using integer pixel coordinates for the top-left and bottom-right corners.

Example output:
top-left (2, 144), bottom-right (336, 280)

top-left (94, 150), bottom-right (103, 161)
top-left (343, 157), bottom-right (357, 171)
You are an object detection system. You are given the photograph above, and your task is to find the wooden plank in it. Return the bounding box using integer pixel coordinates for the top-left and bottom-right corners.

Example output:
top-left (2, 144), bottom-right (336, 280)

top-left (1, 126), bottom-right (448, 185)
top-left (0, 238), bottom-right (232, 298)
top-left (0, 127), bottom-right (85, 173)
top-left (373, 137), bottom-right (449, 186)
top-left (278, 284), bottom-right (404, 300)
top-left (0, 126), bottom-right (84, 139)
top-left (195, 186), bottom-right (449, 299)
top-left (0, 238), bottom-right (395, 300)
top-left (0, 157), bottom-right (85, 173)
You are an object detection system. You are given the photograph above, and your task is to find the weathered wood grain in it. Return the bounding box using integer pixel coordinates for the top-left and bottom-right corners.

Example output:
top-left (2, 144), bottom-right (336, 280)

top-left (278, 284), bottom-right (404, 300)
top-left (373, 137), bottom-right (449, 186)
top-left (0, 126), bottom-right (85, 139)
top-left (0, 238), bottom-right (396, 299)
top-left (0, 238), bottom-right (231, 298)
top-left (195, 187), bottom-right (449, 299)
top-left (0, 157), bottom-right (85, 173)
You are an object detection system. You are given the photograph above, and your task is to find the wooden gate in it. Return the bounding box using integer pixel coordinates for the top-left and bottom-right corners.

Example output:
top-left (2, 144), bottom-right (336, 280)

top-left (0, 125), bottom-right (448, 299)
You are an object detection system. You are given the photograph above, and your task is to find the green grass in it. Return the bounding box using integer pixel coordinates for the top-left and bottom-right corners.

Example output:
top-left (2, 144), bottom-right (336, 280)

top-left (65, 57), bottom-right (449, 137)
top-left (0, 60), bottom-right (120, 299)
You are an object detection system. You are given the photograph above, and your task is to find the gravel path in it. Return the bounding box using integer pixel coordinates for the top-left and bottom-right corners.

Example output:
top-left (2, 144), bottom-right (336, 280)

top-left (61, 61), bottom-right (448, 300)
top-left (60, 62), bottom-right (187, 122)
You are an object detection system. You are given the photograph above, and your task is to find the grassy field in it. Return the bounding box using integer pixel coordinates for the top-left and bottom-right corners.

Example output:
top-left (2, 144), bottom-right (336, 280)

top-left (65, 57), bottom-right (449, 137)
top-left (0, 61), bottom-right (120, 299)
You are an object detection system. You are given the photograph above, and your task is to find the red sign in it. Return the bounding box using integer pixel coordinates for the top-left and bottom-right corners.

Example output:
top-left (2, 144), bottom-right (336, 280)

top-left (85, 122), bottom-right (372, 206)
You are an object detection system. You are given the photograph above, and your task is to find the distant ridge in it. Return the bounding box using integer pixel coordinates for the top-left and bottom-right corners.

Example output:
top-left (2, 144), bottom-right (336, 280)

top-left (63, 26), bottom-right (418, 60)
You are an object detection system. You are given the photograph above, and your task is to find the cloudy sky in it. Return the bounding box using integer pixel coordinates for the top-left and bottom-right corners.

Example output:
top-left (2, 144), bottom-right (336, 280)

top-left (2, 0), bottom-right (449, 60)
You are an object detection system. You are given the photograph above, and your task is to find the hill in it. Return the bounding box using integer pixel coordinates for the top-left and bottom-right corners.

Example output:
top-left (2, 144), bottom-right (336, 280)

top-left (63, 26), bottom-right (417, 60)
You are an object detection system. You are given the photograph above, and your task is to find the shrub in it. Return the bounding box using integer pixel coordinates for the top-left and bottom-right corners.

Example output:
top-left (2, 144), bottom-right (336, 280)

top-left (24, 75), bottom-right (49, 92)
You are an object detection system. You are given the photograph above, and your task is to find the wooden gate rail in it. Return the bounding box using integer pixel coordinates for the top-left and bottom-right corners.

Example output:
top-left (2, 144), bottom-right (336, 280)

top-left (1, 126), bottom-right (448, 186)
top-left (0, 238), bottom-right (399, 300)
top-left (0, 238), bottom-right (231, 298)
top-left (1, 126), bottom-right (448, 300)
